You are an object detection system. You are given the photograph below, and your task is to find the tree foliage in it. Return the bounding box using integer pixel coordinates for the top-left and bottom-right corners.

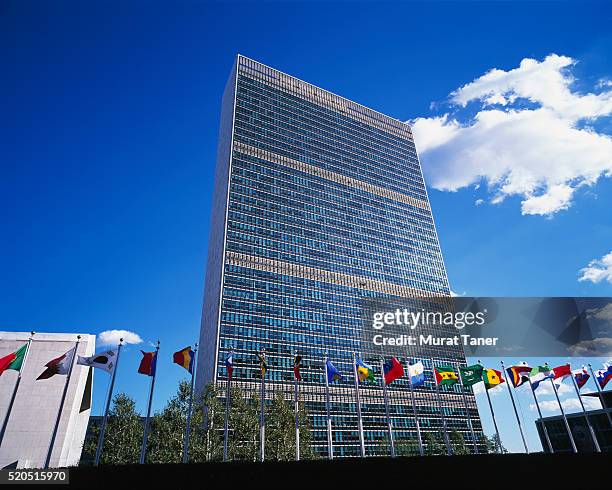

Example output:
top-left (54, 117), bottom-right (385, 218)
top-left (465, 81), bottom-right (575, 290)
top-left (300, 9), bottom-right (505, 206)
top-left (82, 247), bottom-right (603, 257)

top-left (82, 381), bottom-right (315, 465)
top-left (82, 393), bottom-right (142, 465)
top-left (484, 433), bottom-right (507, 454)
top-left (423, 431), bottom-right (445, 456)
top-left (450, 430), bottom-right (469, 455)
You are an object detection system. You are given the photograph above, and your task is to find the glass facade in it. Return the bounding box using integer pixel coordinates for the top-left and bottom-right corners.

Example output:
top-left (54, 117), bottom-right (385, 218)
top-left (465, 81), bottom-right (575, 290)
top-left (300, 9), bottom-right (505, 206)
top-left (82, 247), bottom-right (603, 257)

top-left (197, 55), bottom-right (484, 456)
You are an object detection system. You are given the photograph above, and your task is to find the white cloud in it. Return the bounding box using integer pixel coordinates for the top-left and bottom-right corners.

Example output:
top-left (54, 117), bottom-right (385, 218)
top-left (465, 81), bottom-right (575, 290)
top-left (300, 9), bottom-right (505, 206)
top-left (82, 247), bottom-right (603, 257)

top-left (530, 396), bottom-right (601, 413)
top-left (528, 380), bottom-right (572, 396)
top-left (472, 382), bottom-right (485, 394)
top-left (567, 338), bottom-right (612, 357)
top-left (472, 381), bottom-right (503, 396)
top-left (579, 250), bottom-right (612, 284)
top-left (412, 54), bottom-right (612, 216)
top-left (586, 303), bottom-right (612, 321)
top-left (98, 329), bottom-right (143, 346)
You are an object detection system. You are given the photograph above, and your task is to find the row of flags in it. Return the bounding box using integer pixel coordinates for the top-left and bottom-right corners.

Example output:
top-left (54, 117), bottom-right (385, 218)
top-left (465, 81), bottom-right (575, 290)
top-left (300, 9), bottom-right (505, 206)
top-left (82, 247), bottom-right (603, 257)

top-left (0, 335), bottom-right (200, 467)
top-left (222, 350), bottom-right (612, 459)
top-left (310, 356), bottom-right (612, 391)
top-left (2, 335), bottom-right (612, 463)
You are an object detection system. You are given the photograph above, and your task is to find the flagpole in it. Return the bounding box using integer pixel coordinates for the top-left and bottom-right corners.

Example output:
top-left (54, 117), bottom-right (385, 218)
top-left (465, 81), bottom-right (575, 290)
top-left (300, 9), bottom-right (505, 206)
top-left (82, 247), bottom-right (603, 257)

top-left (547, 375), bottom-right (577, 453)
top-left (431, 358), bottom-right (452, 456)
top-left (380, 359), bottom-right (396, 457)
top-left (0, 331), bottom-right (35, 448)
top-left (94, 338), bottom-right (123, 466)
top-left (527, 376), bottom-right (553, 452)
top-left (324, 353), bottom-right (333, 459)
top-left (352, 352), bottom-right (365, 457)
top-left (500, 361), bottom-right (528, 454)
top-left (223, 356), bottom-right (231, 462)
top-left (182, 343), bottom-right (198, 464)
top-left (405, 360), bottom-right (424, 456)
top-left (259, 351), bottom-right (265, 463)
top-left (140, 340), bottom-right (160, 464)
top-left (455, 362), bottom-right (478, 454)
top-left (587, 363), bottom-right (612, 428)
top-left (569, 372), bottom-right (600, 452)
top-left (294, 353), bottom-right (300, 462)
top-left (45, 335), bottom-right (80, 469)
top-left (478, 360), bottom-right (502, 454)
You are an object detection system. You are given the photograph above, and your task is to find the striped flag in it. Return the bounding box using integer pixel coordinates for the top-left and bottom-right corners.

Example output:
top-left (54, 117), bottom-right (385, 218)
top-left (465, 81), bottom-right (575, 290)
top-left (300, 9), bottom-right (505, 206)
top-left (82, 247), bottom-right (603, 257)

top-left (506, 363), bottom-right (532, 387)
top-left (173, 346), bottom-right (195, 374)
top-left (483, 368), bottom-right (504, 390)
top-left (529, 364), bottom-right (554, 390)
top-left (138, 350), bottom-right (158, 376)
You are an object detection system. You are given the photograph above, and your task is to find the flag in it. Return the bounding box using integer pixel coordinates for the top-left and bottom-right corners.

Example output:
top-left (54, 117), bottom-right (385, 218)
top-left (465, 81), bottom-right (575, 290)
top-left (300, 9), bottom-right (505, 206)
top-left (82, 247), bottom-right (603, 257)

top-left (383, 357), bottom-right (404, 385)
top-left (0, 344), bottom-right (27, 376)
top-left (294, 354), bottom-right (302, 381)
top-left (138, 350), bottom-right (157, 376)
top-left (434, 365), bottom-right (458, 386)
top-left (37, 346), bottom-right (77, 380)
top-left (225, 352), bottom-right (234, 379)
top-left (408, 361), bottom-right (425, 387)
top-left (552, 363), bottom-right (572, 390)
top-left (77, 349), bottom-right (118, 374)
top-left (173, 346), bottom-right (195, 374)
top-left (506, 363), bottom-right (532, 387)
top-left (459, 364), bottom-right (483, 387)
top-left (483, 368), bottom-right (505, 389)
top-left (573, 368), bottom-right (590, 389)
top-left (326, 360), bottom-right (342, 383)
top-left (595, 363), bottom-right (612, 389)
top-left (257, 352), bottom-right (268, 378)
top-left (529, 364), bottom-right (553, 390)
top-left (356, 359), bottom-right (375, 383)
top-left (553, 364), bottom-right (571, 380)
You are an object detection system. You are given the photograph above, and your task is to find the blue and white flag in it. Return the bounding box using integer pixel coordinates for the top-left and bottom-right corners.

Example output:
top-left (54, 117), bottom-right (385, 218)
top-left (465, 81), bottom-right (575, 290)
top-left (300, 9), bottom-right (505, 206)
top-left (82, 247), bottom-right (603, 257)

top-left (408, 361), bottom-right (425, 387)
top-left (529, 365), bottom-right (554, 390)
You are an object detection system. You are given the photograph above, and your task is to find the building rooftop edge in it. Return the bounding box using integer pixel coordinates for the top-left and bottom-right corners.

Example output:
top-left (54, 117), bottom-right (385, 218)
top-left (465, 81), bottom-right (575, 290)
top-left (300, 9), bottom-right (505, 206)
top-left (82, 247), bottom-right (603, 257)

top-left (0, 332), bottom-right (96, 342)
top-left (235, 53), bottom-right (413, 131)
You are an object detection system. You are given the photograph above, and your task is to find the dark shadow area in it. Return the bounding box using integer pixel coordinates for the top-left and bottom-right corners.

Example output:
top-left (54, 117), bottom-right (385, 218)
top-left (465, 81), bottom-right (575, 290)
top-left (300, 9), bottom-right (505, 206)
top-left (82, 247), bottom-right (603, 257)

top-left (71, 453), bottom-right (607, 487)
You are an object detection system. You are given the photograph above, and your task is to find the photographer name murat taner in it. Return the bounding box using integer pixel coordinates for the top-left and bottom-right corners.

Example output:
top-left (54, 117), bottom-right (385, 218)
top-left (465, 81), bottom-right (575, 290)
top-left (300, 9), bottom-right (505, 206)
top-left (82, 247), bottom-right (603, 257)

top-left (372, 334), bottom-right (499, 346)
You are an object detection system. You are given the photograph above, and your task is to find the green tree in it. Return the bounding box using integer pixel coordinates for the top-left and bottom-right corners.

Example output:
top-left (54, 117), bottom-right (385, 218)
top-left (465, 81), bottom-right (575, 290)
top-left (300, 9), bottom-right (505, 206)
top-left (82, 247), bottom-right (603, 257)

top-left (199, 382), bottom-right (224, 461)
top-left (424, 432), bottom-right (445, 456)
top-left (484, 433), bottom-right (507, 454)
top-left (147, 380), bottom-right (194, 463)
top-left (265, 391), bottom-right (316, 461)
top-left (146, 379), bottom-right (222, 464)
top-left (227, 387), bottom-right (260, 461)
top-left (395, 438), bottom-right (421, 456)
top-left (82, 393), bottom-right (142, 465)
top-left (450, 430), bottom-right (469, 455)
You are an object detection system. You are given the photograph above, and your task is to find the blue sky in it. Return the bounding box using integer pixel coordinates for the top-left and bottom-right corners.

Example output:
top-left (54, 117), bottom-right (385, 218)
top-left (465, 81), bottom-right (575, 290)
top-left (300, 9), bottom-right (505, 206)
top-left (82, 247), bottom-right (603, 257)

top-left (1, 1), bottom-right (612, 454)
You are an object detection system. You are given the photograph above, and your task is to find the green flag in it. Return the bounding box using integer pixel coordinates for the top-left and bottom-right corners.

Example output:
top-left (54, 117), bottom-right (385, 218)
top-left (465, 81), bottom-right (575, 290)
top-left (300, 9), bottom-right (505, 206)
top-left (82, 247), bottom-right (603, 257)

top-left (0, 344), bottom-right (27, 376)
top-left (459, 364), bottom-right (483, 387)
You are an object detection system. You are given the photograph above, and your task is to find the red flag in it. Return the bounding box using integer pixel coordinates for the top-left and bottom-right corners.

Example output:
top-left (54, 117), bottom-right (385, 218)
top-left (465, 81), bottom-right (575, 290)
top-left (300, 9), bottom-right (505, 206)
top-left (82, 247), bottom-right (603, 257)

top-left (138, 351), bottom-right (157, 376)
top-left (553, 363), bottom-right (571, 380)
top-left (294, 355), bottom-right (302, 381)
top-left (383, 357), bottom-right (404, 385)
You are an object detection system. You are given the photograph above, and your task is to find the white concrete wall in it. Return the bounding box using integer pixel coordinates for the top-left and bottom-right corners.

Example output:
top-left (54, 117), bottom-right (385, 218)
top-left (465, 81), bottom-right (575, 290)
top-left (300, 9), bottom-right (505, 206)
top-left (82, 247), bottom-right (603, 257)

top-left (0, 332), bottom-right (95, 468)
